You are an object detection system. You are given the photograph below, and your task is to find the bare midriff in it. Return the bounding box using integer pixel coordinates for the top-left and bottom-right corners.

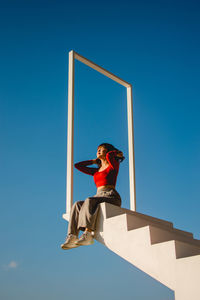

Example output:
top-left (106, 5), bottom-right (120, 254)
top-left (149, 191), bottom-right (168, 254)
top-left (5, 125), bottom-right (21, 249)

top-left (97, 185), bottom-right (115, 191)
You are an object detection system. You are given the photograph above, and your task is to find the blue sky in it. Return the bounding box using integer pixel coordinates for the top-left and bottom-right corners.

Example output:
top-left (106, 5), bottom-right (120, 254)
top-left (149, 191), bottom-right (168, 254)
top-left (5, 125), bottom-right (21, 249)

top-left (1, 0), bottom-right (200, 299)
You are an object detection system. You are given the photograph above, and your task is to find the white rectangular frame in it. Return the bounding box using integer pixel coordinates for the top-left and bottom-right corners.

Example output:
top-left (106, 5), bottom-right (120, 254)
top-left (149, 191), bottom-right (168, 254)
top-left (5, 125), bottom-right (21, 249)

top-left (63, 50), bottom-right (136, 221)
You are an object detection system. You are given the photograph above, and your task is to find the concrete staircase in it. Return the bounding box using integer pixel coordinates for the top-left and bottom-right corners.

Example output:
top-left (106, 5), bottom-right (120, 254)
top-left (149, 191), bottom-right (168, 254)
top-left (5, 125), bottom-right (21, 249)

top-left (93, 202), bottom-right (200, 300)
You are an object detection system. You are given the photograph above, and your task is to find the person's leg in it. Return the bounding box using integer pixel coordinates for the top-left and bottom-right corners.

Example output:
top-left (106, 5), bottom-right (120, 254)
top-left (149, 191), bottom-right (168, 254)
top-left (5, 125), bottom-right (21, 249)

top-left (74, 196), bottom-right (100, 246)
top-left (67, 201), bottom-right (84, 236)
top-left (78, 190), bottom-right (121, 231)
top-left (75, 190), bottom-right (122, 246)
top-left (61, 201), bottom-right (84, 250)
top-left (77, 197), bottom-right (100, 232)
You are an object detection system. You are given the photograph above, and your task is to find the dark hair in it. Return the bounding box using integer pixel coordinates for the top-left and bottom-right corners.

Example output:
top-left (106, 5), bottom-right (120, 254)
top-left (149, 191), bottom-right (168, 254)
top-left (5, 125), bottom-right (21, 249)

top-left (97, 143), bottom-right (125, 163)
top-left (98, 143), bottom-right (116, 152)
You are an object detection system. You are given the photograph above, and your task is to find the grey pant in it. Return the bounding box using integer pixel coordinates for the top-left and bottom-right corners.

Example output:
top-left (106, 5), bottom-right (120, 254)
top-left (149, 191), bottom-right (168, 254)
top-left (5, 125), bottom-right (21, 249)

top-left (67, 188), bottom-right (121, 235)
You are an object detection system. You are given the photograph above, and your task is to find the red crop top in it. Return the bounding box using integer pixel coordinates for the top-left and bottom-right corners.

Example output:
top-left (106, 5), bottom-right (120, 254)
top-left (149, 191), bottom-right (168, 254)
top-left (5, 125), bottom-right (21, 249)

top-left (74, 150), bottom-right (120, 188)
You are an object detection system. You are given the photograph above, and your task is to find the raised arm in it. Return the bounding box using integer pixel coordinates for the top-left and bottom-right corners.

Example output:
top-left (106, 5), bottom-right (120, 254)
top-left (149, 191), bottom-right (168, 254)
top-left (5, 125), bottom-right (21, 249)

top-left (74, 160), bottom-right (98, 176)
top-left (106, 150), bottom-right (120, 171)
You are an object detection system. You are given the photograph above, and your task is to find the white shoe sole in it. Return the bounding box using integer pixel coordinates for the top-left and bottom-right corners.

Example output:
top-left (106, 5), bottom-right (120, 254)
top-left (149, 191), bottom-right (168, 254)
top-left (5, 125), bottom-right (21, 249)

top-left (75, 239), bottom-right (94, 246)
top-left (61, 243), bottom-right (80, 250)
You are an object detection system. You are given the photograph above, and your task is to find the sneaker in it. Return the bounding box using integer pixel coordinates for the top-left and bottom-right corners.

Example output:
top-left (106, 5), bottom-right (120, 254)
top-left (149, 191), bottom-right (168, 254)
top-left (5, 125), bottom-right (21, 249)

top-left (61, 234), bottom-right (80, 250)
top-left (75, 231), bottom-right (94, 246)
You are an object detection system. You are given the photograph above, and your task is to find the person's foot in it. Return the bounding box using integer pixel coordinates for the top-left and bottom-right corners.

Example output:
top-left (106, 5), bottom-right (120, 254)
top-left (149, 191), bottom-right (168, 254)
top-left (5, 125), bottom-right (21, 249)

top-left (61, 234), bottom-right (80, 250)
top-left (75, 231), bottom-right (94, 246)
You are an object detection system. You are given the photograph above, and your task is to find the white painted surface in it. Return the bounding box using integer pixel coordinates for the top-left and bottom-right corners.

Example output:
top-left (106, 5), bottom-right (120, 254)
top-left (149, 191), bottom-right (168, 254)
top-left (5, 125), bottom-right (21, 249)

top-left (65, 50), bottom-right (137, 215)
top-left (74, 51), bottom-right (131, 88)
top-left (66, 50), bottom-right (75, 214)
top-left (127, 86), bottom-right (136, 211)
top-left (64, 50), bottom-right (200, 299)
top-left (93, 202), bottom-right (200, 299)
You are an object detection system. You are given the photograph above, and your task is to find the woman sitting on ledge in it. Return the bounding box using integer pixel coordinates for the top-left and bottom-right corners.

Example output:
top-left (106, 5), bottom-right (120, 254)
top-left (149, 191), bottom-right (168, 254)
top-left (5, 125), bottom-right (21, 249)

top-left (61, 143), bottom-right (125, 250)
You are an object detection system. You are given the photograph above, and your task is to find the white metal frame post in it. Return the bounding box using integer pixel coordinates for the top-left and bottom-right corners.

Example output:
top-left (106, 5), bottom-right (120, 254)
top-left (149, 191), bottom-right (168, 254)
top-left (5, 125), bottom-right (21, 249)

top-left (63, 50), bottom-right (136, 221)
top-left (65, 51), bottom-right (75, 220)
top-left (127, 86), bottom-right (136, 211)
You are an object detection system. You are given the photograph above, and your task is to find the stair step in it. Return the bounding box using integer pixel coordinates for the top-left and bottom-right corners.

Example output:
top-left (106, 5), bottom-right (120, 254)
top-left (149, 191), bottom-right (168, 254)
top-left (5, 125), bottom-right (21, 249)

top-left (176, 253), bottom-right (200, 264)
top-left (175, 241), bottom-right (200, 258)
top-left (126, 214), bottom-right (193, 239)
top-left (147, 226), bottom-right (199, 247)
top-left (104, 214), bottom-right (200, 258)
top-left (102, 202), bottom-right (173, 229)
top-left (105, 210), bottom-right (195, 245)
top-left (105, 213), bottom-right (128, 231)
top-left (95, 204), bottom-right (200, 296)
top-left (103, 202), bottom-right (194, 239)
top-left (152, 240), bottom-right (200, 259)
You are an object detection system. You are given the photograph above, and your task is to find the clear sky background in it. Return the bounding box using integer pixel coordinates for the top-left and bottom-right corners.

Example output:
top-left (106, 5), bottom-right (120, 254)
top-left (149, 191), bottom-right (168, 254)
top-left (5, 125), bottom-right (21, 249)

top-left (1, 0), bottom-right (200, 299)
